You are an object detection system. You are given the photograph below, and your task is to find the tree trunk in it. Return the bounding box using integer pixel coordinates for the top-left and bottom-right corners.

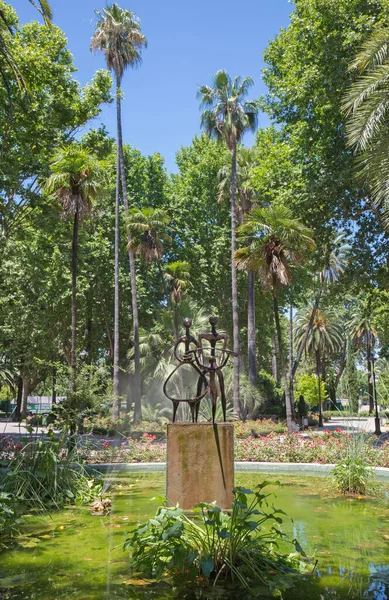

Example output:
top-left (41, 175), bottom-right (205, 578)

top-left (116, 79), bottom-right (142, 422)
top-left (292, 287), bottom-right (322, 378)
top-left (289, 301), bottom-right (295, 418)
top-left (21, 375), bottom-right (29, 419)
top-left (273, 287), bottom-right (293, 433)
top-left (69, 210), bottom-right (79, 435)
top-left (158, 261), bottom-right (177, 341)
top-left (316, 348), bottom-right (323, 427)
top-left (15, 373), bottom-right (23, 421)
top-left (271, 333), bottom-right (278, 383)
top-left (334, 339), bottom-right (347, 391)
top-left (112, 114), bottom-right (121, 421)
top-left (247, 270), bottom-right (256, 387)
top-left (231, 143), bottom-right (240, 416)
top-left (52, 367), bottom-right (57, 405)
top-left (367, 335), bottom-right (374, 413)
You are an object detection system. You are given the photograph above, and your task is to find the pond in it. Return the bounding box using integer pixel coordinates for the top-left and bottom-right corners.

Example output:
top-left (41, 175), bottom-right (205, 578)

top-left (1, 471), bottom-right (389, 599)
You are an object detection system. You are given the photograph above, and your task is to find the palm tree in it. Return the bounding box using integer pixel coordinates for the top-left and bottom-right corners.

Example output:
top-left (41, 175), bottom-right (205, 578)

top-left (348, 298), bottom-right (377, 413)
top-left (164, 261), bottom-right (191, 340)
top-left (235, 204), bottom-right (315, 432)
top-left (291, 233), bottom-right (349, 379)
top-left (295, 306), bottom-right (343, 427)
top-left (127, 207), bottom-right (177, 339)
top-left (218, 147), bottom-right (258, 386)
top-left (44, 145), bottom-right (102, 428)
top-left (91, 4), bottom-right (147, 422)
top-left (343, 23), bottom-right (389, 220)
top-left (198, 70), bottom-right (259, 416)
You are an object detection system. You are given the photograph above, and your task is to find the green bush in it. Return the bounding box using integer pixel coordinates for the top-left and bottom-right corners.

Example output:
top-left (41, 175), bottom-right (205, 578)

top-left (0, 489), bottom-right (21, 546)
top-left (332, 457), bottom-right (374, 495)
top-left (3, 434), bottom-right (102, 510)
top-left (125, 484), bottom-right (312, 597)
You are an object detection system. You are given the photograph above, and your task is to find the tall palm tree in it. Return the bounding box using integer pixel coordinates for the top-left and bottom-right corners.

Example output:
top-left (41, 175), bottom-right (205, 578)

top-left (91, 4), bottom-right (147, 422)
top-left (343, 23), bottom-right (389, 219)
top-left (127, 207), bottom-right (176, 339)
top-left (44, 145), bottom-right (102, 428)
top-left (291, 233), bottom-right (349, 379)
top-left (218, 147), bottom-right (258, 386)
top-left (198, 71), bottom-right (259, 416)
top-left (235, 204), bottom-right (315, 432)
top-left (348, 298), bottom-right (377, 413)
top-left (295, 306), bottom-right (343, 427)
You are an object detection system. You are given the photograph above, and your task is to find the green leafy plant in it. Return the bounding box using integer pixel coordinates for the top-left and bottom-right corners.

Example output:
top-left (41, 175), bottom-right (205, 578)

top-left (0, 489), bottom-right (21, 546)
top-left (3, 434), bottom-right (102, 510)
top-left (332, 456), bottom-right (374, 495)
top-left (125, 484), bottom-right (312, 597)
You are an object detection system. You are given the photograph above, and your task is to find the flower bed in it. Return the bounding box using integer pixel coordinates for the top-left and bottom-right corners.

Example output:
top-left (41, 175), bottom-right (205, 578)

top-left (77, 430), bottom-right (389, 467)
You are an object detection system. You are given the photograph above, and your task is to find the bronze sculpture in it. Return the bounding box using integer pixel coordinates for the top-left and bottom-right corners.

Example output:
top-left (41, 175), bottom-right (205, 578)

top-left (163, 316), bottom-right (236, 423)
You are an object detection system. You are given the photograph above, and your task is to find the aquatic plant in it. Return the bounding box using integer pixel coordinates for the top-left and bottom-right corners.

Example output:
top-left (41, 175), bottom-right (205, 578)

top-left (2, 433), bottom-right (102, 510)
top-left (332, 456), bottom-right (374, 495)
top-left (125, 484), bottom-right (312, 596)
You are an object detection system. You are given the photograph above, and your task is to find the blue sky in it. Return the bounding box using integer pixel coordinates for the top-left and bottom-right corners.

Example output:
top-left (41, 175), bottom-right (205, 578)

top-left (13, 0), bottom-right (293, 172)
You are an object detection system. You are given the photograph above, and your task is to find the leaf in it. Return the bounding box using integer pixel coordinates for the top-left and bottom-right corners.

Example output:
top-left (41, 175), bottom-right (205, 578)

top-left (200, 556), bottom-right (214, 577)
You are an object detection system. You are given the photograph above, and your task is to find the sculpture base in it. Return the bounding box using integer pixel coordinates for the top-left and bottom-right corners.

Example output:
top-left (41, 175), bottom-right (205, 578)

top-left (166, 422), bottom-right (234, 510)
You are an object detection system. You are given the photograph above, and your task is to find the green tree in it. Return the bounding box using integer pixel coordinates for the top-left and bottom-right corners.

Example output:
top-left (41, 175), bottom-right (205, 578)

top-left (235, 204), bottom-right (315, 431)
top-left (0, 12), bottom-right (111, 239)
top-left (295, 306), bottom-right (343, 426)
top-left (198, 70), bottom-right (259, 415)
top-left (0, 0), bottom-right (52, 89)
top-left (43, 145), bottom-right (103, 429)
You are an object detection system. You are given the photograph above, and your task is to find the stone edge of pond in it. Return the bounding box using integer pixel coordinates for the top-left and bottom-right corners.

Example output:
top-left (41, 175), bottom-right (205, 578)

top-left (85, 461), bottom-right (389, 479)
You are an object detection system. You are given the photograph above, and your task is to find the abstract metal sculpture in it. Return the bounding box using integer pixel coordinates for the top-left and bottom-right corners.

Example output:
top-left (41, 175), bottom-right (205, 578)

top-left (163, 316), bottom-right (236, 423)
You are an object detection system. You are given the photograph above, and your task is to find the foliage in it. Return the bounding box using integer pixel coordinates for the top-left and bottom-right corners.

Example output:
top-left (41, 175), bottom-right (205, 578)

top-left (332, 457), bottom-right (374, 495)
top-left (2, 433), bottom-right (102, 509)
top-left (0, 489), bottom-right (21, 544)
top-left (295, 374), bottom-right (327, 409)
top-left (125, 485), bottom-right (311, 596)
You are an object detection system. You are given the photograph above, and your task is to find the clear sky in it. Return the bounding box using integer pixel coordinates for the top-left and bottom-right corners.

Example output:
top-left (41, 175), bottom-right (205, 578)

top-left (12, 0), bottom-right (293, 172)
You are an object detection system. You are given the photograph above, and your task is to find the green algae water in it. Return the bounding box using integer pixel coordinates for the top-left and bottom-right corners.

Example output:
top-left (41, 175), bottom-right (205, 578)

top-left (1, 471), bottom-right (389, 599)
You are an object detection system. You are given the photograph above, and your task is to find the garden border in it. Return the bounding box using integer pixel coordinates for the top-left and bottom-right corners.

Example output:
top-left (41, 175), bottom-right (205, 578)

top-left (87, 461), bottom-right (389, 479)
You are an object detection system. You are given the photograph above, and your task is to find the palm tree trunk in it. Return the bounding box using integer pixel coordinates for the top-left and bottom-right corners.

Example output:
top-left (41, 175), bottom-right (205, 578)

top-left (271, 333), bottom-right (278, 383)
top-left (292, 286), bottom-right (322, 378)
top-left (334, 339), bottom-right (347, 391)
top-left (289, 301), bottom-right (295, 418)
top-left (158, 261), bottom-right (177, 340)
top-left (273, 287), bottom-right (293, 433)
top-left (112, 134), bottom-right (121, 421)
top-left (69, 209), bottom-right (79, 435)
top-left (316, 348), bottom-right (323, 427)
top-left (231, 142), bottom-right (240, 416)
top-left (116, 79), bottom-right (142, 422)
top-left (15, 371), bottom-right (23, 421)
top-left (247, 270), bottom-right (256, 387)
top-left (367, 335), bottom-right (374, 413)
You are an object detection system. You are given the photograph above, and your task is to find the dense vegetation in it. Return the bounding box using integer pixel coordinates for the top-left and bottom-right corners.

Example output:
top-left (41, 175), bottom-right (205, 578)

top-left (2, 0), bottom-right (389, 431)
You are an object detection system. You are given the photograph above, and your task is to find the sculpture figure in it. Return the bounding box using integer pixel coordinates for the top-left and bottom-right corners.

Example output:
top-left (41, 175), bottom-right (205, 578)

top-left (163, 315), bottom-right (236, 423)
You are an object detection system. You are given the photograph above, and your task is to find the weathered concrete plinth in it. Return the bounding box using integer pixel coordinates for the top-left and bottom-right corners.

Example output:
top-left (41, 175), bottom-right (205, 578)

top-left (166, 422), bottom-right (234, 510)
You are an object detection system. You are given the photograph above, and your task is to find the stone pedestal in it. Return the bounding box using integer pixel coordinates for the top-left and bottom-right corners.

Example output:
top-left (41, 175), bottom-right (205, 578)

top-left (166, 422), bottom-right (234, 510)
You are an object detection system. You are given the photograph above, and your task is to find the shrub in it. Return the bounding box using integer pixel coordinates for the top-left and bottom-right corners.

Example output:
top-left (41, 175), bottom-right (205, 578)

top-left (332, 457), bottom-right (374, 495)
top-left (0, 490), bottom-right (21, 546)
top-left (3, 434), bottom-right (102, 509)
top-left (125, 484), bottom-right (312, 597)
